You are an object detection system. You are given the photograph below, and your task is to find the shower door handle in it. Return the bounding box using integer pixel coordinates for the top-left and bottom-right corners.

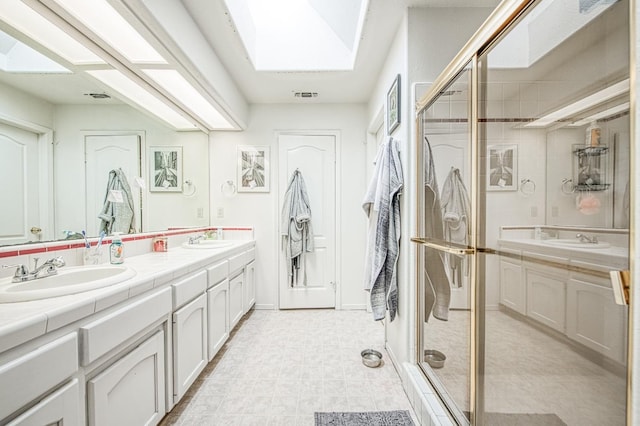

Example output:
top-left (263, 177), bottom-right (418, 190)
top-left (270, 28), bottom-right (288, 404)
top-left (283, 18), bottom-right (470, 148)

top-left (410, 237), bottom-right (475, 255)
top-left (609, 270), bottom-right (630, 306)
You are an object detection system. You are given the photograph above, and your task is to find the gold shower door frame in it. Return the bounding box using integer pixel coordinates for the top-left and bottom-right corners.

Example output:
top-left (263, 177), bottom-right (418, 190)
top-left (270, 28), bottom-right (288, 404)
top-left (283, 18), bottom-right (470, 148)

top-left (413, 0), bottom-right (634, 424)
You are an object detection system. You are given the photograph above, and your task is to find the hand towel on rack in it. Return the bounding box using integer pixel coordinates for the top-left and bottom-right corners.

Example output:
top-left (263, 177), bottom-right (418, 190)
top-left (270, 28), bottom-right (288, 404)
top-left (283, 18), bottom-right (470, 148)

top-left (363, 137), bottom-right (403, 322)
top-left (98, 168), bottom-right (136, 235)
top-left (281, 169), bottom-right (314, 286)
top-left (423, 137), bottom-right (451, 322)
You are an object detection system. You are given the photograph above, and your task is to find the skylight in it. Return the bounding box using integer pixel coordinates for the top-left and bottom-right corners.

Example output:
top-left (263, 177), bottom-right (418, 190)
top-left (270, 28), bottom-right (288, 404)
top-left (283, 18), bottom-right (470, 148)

top-left (0, 29), bottom-right (69, 73)
top-left (224, 0), bottom-right (368, 71)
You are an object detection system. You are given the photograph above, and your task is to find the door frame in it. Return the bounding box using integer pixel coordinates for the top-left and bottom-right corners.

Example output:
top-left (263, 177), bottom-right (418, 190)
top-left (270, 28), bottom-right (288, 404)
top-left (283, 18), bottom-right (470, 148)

top-left (82, 130), bottom-right (146, 234)
top-left (275, 129), bottom-right (341, 309)
top-left (0, 113), bottom-right (54, 242)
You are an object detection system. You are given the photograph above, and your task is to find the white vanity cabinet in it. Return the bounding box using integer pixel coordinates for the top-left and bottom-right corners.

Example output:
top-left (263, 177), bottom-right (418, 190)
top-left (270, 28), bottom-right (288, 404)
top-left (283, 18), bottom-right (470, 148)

top-left (499, 255), bottom-right (525, 315)
top-left (525, 266), bottom-right (567, 333)
top-left (567, 275), bottom-right (627, 364)
top-left (7, 379), bottom-right (80, 426)
top-left (0, 333), bottom-right (79, 424)
top-left (229, 272), bottom-right (244, 330)
top-left (207, 259), bottom-right (230, 362)
top-left (244, 260), bottom-right (256, 314)
top-left (499, 238), bottom-right (627, 365)
top-left (82, 287), bottom-right (172, 426)
top-left (87, 331), bottom-right (166, 426)
top-left (171, 270), bottom-right (208, 404)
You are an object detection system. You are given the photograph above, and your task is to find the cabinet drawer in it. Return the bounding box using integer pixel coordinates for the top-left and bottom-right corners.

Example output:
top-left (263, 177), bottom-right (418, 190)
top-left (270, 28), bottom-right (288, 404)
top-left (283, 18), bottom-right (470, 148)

top-left (0, 333), bottom-right (78, 421)
top-left (173, 270), bottom-right (207, 309)
top-left (228, 252), bottom-right (245, 274)
top-left (245, 248), bottom-right (255, 264)
top-left (7, 379), bottom-right (80, 426)
top-left (207, 260), bottom-right (229, 288)
top-left (80, 287), bottom-right (171, 366)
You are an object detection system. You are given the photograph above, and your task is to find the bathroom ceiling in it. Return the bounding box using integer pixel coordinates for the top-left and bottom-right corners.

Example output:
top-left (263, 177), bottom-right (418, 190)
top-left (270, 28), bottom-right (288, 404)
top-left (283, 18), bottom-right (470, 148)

top-left (181, 0), bottom-right (501, 104)
top-left (0, 0), bottom-right (499, 107)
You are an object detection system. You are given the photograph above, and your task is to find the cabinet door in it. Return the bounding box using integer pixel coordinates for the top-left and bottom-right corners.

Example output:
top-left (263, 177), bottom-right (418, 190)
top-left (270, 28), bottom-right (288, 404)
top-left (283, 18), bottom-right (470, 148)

top-left (207, 279), bottom-right (229, 361)
top-left (526, 268), bottom-right (566, 332)
top-left (567, 278), bottom-right (627, 364)
top-left (87, 330), bottom-right (166, 426)
top-left (7, 379), bottom-right (80, 426)
top-left (229, 273), bottom-right (244, 330)
top-left (499, 257), bottom-right (524, 314)
top-left (244, 261), bottom-right (256, 314)
top-left (172, 293), bottom-right (207, 403)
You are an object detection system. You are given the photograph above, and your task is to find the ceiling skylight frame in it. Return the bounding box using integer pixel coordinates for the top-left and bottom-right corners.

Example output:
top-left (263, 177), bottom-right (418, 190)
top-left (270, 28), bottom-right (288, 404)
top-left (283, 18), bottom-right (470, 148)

top-left (6, 0), bottom-right (237, 131)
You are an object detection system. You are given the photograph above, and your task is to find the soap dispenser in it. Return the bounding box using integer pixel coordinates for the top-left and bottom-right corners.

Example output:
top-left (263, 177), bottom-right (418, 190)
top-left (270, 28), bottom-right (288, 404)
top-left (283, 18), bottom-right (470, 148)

top-left (110, 232), bottom-right (124, 264)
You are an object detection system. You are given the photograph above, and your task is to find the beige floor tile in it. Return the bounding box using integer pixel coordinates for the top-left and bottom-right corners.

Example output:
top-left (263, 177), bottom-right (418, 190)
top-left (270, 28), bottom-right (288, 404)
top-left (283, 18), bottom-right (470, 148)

top-left (160, 310), bottom-right (414, 425)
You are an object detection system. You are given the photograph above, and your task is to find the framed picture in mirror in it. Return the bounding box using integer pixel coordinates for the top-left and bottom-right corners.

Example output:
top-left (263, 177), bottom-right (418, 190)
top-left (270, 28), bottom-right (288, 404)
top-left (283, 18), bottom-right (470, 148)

top-left (150, 146), bottom-right (183, 192)
top-left (487, 144), bottom-right (517, 191)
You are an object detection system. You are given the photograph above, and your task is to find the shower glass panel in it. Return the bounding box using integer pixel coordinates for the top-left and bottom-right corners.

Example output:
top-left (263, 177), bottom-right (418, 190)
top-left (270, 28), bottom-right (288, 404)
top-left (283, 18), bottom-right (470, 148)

top-left (417, 65), bottom-right (473, 423)
top-left (477, 0), bottom-right (629, 425)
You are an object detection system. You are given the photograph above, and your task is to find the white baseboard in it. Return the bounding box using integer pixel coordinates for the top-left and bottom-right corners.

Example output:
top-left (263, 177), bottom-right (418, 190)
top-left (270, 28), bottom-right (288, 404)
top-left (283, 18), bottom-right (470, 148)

top-left (340, 304), bottom-right (367, 310)
top-left (254, 304), bottom-right (276, 310)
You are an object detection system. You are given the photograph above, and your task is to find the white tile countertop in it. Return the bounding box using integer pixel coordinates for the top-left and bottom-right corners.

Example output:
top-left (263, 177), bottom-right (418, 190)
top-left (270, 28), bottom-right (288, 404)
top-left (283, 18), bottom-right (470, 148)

top-left (497, 238), bottom-right (629, 269)
top-left (0, 240), bottom-right (254, 355)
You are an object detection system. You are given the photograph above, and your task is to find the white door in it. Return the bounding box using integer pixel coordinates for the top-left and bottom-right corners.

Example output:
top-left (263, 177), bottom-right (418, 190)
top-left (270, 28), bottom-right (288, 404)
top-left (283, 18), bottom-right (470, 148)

top-left (85, 134), bottom-right (141, 236)
top-left (0, 123), bottom-right (41, 245)
top-left (431, 139), bottom-right (471, 310)
top-left (278, 133), bottom-right (336, 309)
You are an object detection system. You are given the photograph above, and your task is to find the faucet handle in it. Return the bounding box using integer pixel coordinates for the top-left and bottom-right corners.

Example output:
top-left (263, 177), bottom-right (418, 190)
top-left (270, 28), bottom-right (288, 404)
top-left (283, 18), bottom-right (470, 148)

top-left (1, 264), bottom-right (29, 280)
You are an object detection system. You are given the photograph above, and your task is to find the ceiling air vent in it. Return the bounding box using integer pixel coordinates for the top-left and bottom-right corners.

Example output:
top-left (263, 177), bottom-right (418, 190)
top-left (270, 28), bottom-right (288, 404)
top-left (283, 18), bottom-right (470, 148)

top-left (85, 92), bottom-right (111, 99)
top-left (294, 92), bottom-right (318, 98)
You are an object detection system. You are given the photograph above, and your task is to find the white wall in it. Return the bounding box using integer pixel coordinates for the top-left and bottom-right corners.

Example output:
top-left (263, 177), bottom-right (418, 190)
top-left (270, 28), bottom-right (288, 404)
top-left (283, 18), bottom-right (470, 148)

top-left (209, 103), bottom-right (368, 310)
top-left (366, 7), bottom-right (494, 367)
top-left (0, 81), bottom-right (53, 129)
top-left (54, 104), bottom-right (210, 236)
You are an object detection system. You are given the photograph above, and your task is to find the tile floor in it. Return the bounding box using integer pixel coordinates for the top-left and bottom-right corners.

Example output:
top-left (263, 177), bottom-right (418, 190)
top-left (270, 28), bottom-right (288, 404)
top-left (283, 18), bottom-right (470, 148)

top-left (160, 309), bottom-right (416, 426)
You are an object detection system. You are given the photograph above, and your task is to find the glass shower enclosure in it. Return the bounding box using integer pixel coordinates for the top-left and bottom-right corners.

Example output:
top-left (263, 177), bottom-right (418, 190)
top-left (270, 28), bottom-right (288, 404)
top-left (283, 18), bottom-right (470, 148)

top-left (414, 0), bottom-right (631, 424)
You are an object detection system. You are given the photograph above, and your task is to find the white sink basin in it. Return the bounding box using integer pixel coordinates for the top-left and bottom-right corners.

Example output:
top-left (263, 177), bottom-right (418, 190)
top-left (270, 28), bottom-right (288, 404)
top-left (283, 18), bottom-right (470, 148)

top-left (543, 239), bottom-right (610, 249)
top-left (181, 240), bottom-right (234, 249)
top-left (0, 265), bottom-right (136, 303)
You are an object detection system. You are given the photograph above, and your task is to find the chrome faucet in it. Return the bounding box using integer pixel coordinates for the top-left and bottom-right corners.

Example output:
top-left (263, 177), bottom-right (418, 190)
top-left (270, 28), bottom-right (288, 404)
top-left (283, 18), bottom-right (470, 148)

top-left (3, 256), bottom-right (66, 283)
top-left (576, 233), bottom-right (598, 244)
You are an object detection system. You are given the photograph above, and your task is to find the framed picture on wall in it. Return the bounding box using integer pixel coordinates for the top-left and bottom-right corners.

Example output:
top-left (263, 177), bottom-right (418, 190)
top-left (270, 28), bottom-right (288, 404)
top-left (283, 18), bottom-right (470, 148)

top-left (149, 146), bottom-right (183, 192)
top-left (387, 74), bottom-right (401, 135)
top-left (487, 144), bottom-right (518, 191)
top-left (237, 145), bottom-right (270, 192)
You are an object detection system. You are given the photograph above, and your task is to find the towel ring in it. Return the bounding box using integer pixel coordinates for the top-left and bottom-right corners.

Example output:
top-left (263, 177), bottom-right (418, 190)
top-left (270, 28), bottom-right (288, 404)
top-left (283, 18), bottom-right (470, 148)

top-left (520, 178), bottom-right (536, 195)
top-left (183, 179), bottom-right (197, 197)
top-left (561, 178), bottom-right (575, 194)
top-left (221, 180), bottom-right (237, 198)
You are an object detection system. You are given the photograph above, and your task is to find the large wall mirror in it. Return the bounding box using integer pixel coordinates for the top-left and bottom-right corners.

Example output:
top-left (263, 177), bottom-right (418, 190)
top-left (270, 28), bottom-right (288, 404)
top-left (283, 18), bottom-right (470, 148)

top-left (0, 26), bottom-right (210, 247)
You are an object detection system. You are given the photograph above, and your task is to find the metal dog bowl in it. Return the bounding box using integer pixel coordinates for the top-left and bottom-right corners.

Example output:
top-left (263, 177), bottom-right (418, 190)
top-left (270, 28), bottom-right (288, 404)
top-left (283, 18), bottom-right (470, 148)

top-left (424, 349), bottom-right (446, 369)
top-left (361, 349), bottom-right (383, 368)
